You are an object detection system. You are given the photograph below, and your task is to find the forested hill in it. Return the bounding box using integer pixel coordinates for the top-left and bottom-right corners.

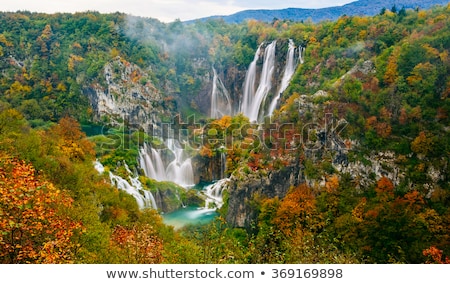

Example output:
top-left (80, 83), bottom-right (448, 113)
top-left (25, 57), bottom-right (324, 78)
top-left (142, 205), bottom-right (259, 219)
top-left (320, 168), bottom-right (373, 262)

top-left (193, 0), bottom-right (450, 23)
top-left (0, 4), bottom-right (449, 264)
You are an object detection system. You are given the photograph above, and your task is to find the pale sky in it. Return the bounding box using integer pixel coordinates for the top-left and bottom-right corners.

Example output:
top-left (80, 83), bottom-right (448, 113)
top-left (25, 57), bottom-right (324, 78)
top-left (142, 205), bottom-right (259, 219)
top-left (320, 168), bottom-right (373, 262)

top-left (0, 0), bottom-right (356, 22)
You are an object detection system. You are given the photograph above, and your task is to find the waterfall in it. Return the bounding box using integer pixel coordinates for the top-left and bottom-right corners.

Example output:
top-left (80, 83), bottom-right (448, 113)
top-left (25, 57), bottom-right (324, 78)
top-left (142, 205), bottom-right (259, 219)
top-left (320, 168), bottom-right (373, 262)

top-left (240, 43), bottom-right (262, 119)
top-left (139, 138), bottom-right (194, 188)
top-left (93, 160), bottom-right (158, 210)
top-left (139, 143), bottom-right (166, 181)
top-left (94, 160), bottom-right (105, 174)
top-left (241, 40), bottom-right (277, 122)
top-left (204, 178), bottom-right (229, 209)
top-left (268, 39), bottom-right (299, 116)
top-left (165, 138), bottom-right (195, 188)
top-left (210, 67), bottom-right (232, 119)
top-left (299, 45), bottom-right (305, 64)
top-left (220, 150), bottom-right (226, 180)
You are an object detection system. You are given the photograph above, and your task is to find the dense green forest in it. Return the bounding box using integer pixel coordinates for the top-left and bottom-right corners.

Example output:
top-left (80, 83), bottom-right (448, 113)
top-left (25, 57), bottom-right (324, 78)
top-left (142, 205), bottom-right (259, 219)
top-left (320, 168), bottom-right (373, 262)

top-left (0, 4), bottom-right (449, 264)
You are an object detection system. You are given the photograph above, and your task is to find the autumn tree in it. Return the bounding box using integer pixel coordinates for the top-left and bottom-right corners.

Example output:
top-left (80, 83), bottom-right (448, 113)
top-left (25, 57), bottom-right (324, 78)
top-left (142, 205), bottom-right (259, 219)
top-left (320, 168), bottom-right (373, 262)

top-left (49, 116), bottom-right (95, 161)
top-left (274, 184), bottom-right (318, 238)
top-left (423, 246), bottom-right (450, 264)
top-left (411, 131), bottom-right (435, 157)
top-left (109, 224), bottom-right (163, 264)
top-left (0, 155), bottom-right (83, 263)
top-left (384, 47), bottom-right (400, 85)
top-left (357, 177), bottom-right (444, 263)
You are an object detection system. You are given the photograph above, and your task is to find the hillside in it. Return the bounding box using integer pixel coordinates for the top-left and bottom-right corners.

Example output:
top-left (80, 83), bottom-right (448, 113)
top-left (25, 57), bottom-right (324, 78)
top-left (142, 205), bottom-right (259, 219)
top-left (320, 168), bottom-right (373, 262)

top-left (193, 0), bottom-right (450, 23)
top-left (0, 4), bottom-right (449, 264)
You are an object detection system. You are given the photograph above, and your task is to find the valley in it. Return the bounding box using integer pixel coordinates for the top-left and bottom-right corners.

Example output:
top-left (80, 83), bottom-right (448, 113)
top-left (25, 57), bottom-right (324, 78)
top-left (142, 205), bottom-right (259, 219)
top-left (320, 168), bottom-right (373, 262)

top-left (0, 2), bottom-right (449, 264)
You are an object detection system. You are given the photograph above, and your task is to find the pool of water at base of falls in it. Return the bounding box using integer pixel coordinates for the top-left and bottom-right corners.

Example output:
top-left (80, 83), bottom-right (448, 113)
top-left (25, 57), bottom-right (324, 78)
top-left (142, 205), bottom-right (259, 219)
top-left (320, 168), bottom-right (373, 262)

top-left (161, 182), bottom-right (220, 230)
top-left (161, 206), bottom-right (218, 230)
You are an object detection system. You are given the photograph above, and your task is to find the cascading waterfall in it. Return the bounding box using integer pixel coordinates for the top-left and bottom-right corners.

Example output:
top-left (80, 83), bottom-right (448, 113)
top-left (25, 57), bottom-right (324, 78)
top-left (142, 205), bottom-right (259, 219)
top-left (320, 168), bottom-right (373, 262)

top-left (139, 138), bottom-right (194, 188)
top-left (94, 159), bottom-right (105, 174)
top-left (268, 39), bottom-right (300, 116)
top-left (165, 138), bottom-right (195, 188)
top-left (139, 143), bottom-right (166, 181)
top-left (93, 160), bottom-right (158, 210)
top-left (204, 178), bottom-right (230, 209)
top-left (210, 67), bottom-right (232, 119)
top-left (241, 40), bottom-right (277, 122)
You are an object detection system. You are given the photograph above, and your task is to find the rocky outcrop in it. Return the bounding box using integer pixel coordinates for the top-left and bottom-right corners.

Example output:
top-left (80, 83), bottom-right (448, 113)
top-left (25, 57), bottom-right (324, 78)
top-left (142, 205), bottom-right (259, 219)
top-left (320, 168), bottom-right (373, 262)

top-left (335, 151), bottom-right (404, 188)
top-left (333, 59), bottom-right (375, 87)
top-left (224, 162), bottom-right (302, 229)
top-left (153, 185), bottom-right (184, 213)
top-left (84, 56), bottom-right (170, 131)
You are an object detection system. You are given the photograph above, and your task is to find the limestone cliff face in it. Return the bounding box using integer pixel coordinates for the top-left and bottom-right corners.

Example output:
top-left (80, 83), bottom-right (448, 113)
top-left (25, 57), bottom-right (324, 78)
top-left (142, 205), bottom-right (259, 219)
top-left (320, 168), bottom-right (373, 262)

top-left (84, 57), bottom-right (170, 130)
top-left (224, 162), bottom-right (303, 228)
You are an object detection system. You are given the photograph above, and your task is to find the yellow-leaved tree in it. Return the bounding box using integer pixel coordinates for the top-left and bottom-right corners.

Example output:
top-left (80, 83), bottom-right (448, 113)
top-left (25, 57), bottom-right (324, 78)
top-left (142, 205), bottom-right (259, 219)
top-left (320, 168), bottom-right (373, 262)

top-left (0, 155), bottom-right (83, 263)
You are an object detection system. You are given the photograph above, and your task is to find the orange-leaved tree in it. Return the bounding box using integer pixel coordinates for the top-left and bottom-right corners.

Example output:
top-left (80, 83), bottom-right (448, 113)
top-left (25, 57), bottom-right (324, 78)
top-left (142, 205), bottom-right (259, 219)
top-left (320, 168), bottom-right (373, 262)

top-left (274, 184), bottom-right (318, 238)
top-left (109, 224), bottom-right (163, 264)
top-left (49, 116), bottom-right (95, 162)
top-left (423, 246), bottom-right (450, 264)
top-left (0, 155), bottom-right (83, 263)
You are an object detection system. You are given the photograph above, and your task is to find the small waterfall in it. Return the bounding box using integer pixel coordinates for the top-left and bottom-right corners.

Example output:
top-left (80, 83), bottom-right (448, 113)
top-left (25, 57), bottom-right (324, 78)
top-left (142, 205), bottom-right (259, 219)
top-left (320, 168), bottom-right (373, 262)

top-left (204, 178), bottom-right (229, 209)
top-left (139, 139), bottom-right (194, 188)
top-left (268, 39), bottom-right (299, 116)
top-left (220, 150), bottom-right (226, 180)
top-left (94, 160), bottom-right (105, 174)
top-left (94, 160), bottom-right (157, 210)
top-left (210, 67), bottom-right (232, 119)
top-left (299, 45), bottom-right (305, 64)
top-left (241, 40), bottom-right (277, 122)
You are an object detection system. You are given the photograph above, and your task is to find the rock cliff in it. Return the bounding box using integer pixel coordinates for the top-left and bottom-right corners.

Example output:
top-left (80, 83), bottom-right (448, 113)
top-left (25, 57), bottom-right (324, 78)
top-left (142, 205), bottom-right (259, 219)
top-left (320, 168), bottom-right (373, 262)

top-left (84, 57), bottom-right (171, 131)
top-left (224, 162), bottom-right (303, 228)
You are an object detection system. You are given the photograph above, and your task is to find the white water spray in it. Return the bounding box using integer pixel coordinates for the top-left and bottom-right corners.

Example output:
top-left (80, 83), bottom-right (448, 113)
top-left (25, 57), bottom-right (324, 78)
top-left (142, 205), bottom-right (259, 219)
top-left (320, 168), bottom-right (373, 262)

top-left (139, 139), bottom-right (194, 188)
top-left (204, 178), bottom-right (230, 209)
top-left (241, 41), bottom-right (277, 122)
top-left (268, 39), bottom-right (299, 116)
top-left (94, 160), bottom-right (158, 210)
top-left (240, 43), bottom-right (262, 119)
top-left (210, 67), bottom-right (232, 119)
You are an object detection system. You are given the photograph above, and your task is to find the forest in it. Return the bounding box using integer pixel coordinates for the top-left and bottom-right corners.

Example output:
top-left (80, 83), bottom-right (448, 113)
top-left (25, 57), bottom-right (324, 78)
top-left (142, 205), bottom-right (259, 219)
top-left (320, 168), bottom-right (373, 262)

top-left (0, 4), bottom-right (449, 264)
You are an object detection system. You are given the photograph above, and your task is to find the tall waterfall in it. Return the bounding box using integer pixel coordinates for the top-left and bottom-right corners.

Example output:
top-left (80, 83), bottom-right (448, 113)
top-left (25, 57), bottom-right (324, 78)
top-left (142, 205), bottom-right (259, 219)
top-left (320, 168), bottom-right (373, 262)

top-left (240, 43), bottom-right (262, 119)
top-left (241, 40), bottom-right (277, 122)
top-left (268, 39), bottom-right (299, 116)
top-left (94, 160), bottom-right (158, 210)
top-left (210, 67), bottom-right (232, 119)
top-left (139, 139), bottom-right (194, 188)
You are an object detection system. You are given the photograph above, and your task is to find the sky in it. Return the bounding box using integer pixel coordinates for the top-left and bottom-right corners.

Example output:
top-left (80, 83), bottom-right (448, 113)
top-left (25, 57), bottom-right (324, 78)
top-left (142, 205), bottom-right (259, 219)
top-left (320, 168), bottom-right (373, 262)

top-left (0, 0), bottom-right (356, 23)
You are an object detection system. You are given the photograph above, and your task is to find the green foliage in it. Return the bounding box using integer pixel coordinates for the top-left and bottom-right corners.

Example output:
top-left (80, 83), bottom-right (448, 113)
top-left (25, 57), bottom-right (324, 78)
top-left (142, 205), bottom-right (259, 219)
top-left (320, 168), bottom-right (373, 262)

top-left (0, 4), bottom-right (449, 264)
